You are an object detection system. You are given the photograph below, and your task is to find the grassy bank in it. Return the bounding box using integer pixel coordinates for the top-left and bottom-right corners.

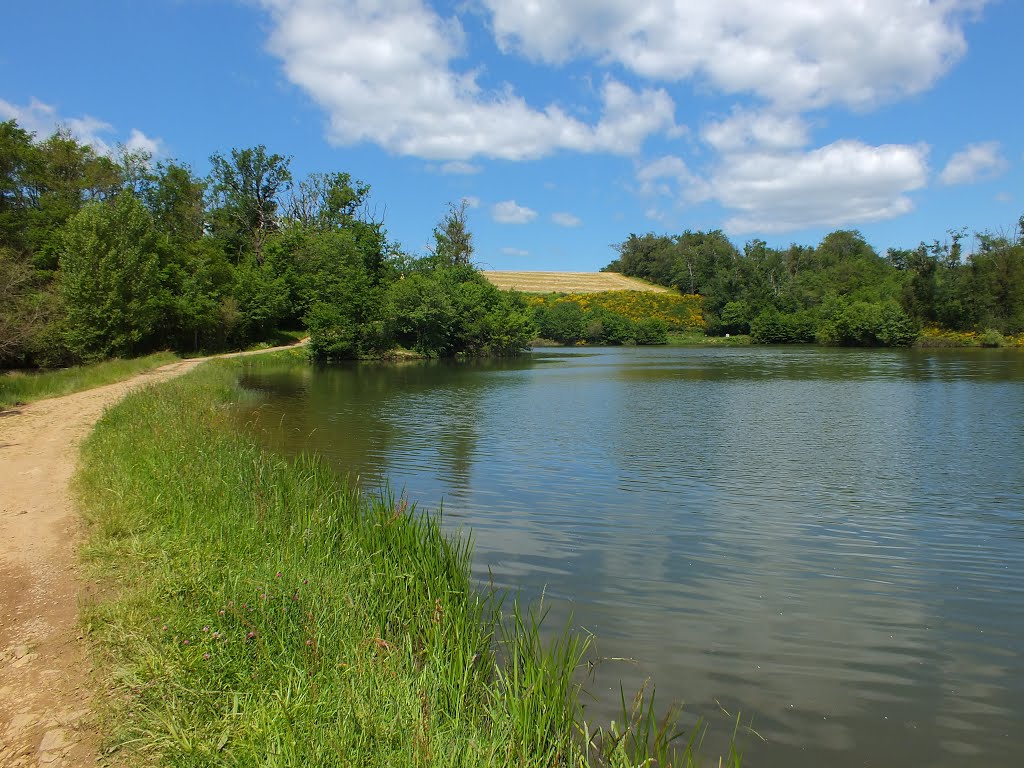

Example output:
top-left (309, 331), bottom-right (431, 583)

top-left (77, 355), bottom-right (738, 767)
top-left (0, 351), bottom-right (178, 410)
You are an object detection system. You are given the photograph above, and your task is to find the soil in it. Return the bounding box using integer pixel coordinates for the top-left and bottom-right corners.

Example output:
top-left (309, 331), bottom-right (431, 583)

top-left (0, 343), bottom-right (304, 767)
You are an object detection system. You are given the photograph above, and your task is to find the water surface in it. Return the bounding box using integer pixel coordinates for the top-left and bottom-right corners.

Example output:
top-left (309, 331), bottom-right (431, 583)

top-left (233, 346), bottom-right (1024, 767)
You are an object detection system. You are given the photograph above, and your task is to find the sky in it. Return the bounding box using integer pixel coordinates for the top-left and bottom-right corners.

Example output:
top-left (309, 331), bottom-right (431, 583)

top-left (1, 0), bottom-right (1021, 270)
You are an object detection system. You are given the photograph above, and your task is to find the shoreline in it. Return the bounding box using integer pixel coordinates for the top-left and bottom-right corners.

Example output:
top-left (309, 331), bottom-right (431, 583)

top-left (70, 353), bottom-right (733, 766)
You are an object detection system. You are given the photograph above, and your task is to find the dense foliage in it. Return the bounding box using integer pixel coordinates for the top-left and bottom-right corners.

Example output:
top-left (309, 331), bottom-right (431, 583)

top-left (605, 227), bottom-right (1024, 346)
top-left (0, 120), bottom-right (532, 368)
top-left (526, 290), bottom-right (703, 345)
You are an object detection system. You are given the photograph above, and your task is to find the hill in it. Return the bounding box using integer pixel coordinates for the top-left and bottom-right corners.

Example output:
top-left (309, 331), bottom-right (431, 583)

top-left (481, 271), bottom-right (670, 294)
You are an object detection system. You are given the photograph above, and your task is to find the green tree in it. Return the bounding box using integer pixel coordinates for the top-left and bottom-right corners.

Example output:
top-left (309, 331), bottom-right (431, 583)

top-left (536, 301), bottom-right (586, 343)
top-left (431, 200), bottom-right (473, 267)
top-left (26, 128), bottom-right (123, 270)
top-left (145, 161), bottom-right (206, 246)
top-left (284, 171), bottom-right (371, 232)
top-left (208, 146), bottom-right (291, 264)
top-left (0, 120), bottom-right (40, 256)
top-left (59, 194), bottom-right (164, 360)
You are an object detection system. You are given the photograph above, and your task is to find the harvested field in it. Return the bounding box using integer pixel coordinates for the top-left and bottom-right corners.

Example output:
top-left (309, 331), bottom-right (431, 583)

top-left (482, 271), bottom-right (670, 294)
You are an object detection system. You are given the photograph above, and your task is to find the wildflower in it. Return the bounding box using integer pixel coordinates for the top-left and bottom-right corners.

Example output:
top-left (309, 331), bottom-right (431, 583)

top-left (182, 639), bottom-right (190, 645)
top-left (276, 571), bottom-right (282, 579)
top-left (302, 579), bottom-right (308, 585)
top-left (305, 639), bottom-right (313, 646)
top-left (247, 631), bottom-right (257, 640)
top-left (212, 631), bottom-right (220, 639)
top-left (218, 609), bottom-right (225, 616)
top-left (202, 626), bottom-right (210, 633)
top-left (203, 653), bottom-right (211, 660)
top-left (161, 625), bottom-right (168, 632)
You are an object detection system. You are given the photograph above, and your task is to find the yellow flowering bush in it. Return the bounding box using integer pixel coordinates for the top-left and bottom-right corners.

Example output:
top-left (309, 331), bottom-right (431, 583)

top-left (526, 291), bottom-right (704, 331)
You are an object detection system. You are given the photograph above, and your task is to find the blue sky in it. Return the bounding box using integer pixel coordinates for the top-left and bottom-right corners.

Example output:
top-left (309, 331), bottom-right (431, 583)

top-left (2, 0), bottom-right (1021, 270)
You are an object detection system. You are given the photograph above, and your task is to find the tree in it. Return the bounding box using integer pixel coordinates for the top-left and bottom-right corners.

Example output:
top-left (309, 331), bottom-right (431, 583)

top-left (208, 146), bottom-right (291, 264)
top-left (0, 120), bottom-right (39, 255)
top-left (59, 194), bottom-right (164, 360)
top-left (0, 247), bottom-right (52, 365)
top-left (284, 171), bottom-right (371, 232)
top-left (431, 200), bottom-right (473, 266)
top-left (26, 128), bottom-right (123, 270)
top-left (145, 161), bottom-right (206, 246)
top-left (537, 301), bottom-right (586, 343)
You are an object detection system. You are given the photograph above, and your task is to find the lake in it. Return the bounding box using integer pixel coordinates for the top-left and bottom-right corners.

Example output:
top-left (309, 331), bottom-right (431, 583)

top-left (232, 346), bottom-right (1024, 767)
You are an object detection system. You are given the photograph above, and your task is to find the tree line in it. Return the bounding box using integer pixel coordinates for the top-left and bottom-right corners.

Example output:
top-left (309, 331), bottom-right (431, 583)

top-left (0, 120), bottom-right (533, 368)
top-left (605, 225), bottom-right (1024, 346)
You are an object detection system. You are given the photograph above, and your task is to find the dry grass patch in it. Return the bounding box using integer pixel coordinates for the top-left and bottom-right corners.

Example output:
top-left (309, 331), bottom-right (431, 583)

top-left (482, 271), bottom-right (670, 294)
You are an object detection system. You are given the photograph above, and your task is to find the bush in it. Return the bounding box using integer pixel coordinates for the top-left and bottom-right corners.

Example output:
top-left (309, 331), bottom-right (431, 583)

top-left (980, 328), bottom-right (1006, 347)
top-left (634, 317), bottom-right (668, 345)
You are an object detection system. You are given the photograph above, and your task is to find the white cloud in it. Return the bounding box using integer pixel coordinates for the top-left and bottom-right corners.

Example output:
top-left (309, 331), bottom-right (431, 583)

top-left (483, 0), bottom-right (982, 110)
top-left (638, 140), bottom-right (929, 234)
top-left (501, 246), bottom-right (530, 256)
top-left (0, 97), bottom-right (163, 157)
top-left (551, 211), bottom-right (582, 227)
top-left (939, 141), bottom-right (1007, 185)
top-left (461, 195), bottom-right (481, 208)
top-left (713, 141), bottom-right (929, 233)
top-left (702, 109), bottom-right (809, 152)
top-left (260, 0), bottom-right (676, 161)
top-left (440, 160), bottom-right (482, 174)
top-left (493, 199), bottom-right (537, 224)
top-left (124, 128), bottom-right (165, 157)
top-left (637, 155), bottom-right (699, 199)
top-left (0, 97), bottom-right (61, 137)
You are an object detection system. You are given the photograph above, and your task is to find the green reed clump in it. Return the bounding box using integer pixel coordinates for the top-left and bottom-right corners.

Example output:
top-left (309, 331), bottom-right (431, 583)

top-left (0, 351), bottom-right (178, 409)
top-left (77, 354), bottom-right (733, 767)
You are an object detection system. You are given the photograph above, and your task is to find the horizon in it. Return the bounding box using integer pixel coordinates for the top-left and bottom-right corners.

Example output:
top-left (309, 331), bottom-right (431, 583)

top-left (3, 1), bottom-right (1021, 267)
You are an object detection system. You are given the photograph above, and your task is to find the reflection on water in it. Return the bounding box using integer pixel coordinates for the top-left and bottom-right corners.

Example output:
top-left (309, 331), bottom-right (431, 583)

top-left (233, 347), bottom-right (1024, 767)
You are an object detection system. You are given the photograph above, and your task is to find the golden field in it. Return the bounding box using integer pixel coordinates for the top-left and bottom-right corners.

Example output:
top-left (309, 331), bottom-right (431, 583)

top-left (481, 271), bottom-right (670, 294)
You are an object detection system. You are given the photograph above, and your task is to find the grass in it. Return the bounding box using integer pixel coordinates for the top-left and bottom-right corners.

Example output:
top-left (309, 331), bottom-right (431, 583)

top-left (0, 351), bottom-right (178, 410)
top-left (666, 332), bottom-right (752, 346)
top-left (76, 354), bottom-right (741, 767)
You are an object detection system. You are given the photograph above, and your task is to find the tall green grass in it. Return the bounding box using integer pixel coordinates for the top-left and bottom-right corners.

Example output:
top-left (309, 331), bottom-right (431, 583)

top-left (0, 351), bottom-right (178, 409)
top-left (77, 356), bottom-right (740, 766)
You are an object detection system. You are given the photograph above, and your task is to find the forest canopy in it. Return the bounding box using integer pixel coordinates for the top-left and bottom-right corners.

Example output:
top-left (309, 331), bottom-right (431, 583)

top-left (604, 225), bottom-right (1024, 346)
top-left (0, 121), bottom-right (533, 367)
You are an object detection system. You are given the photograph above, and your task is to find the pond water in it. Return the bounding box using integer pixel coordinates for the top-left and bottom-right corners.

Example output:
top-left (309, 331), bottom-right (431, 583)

top-left (232, 346), bottom-right (1024, 767)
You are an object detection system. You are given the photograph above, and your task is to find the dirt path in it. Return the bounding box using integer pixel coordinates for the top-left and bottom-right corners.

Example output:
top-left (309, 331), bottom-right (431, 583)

top-left (0, 343), bottom-right (305, 767)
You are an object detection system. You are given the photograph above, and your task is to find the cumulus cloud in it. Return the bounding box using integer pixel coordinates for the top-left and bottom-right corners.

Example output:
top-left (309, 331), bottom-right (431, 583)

top-left (483, 0), bottom-right (981, 110)
top-left (551, 211), bottom-right (582, 227)
top-left (493, 200), bottom-right (537, 224)
top-left (702, 109), bottom-right (809, 152)
top-left (0, 97), bottom-right (163, 157)
top-left (939, 141), bottom-right (1007, 185)
top-left (638, 139), bottom-right (928, 233)
top-left (713, 141), bottom-right (930, 233)
top-left (260, 0), bottom-right (676, 161)
top-left (637, 155), bottom-right (700, 199)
